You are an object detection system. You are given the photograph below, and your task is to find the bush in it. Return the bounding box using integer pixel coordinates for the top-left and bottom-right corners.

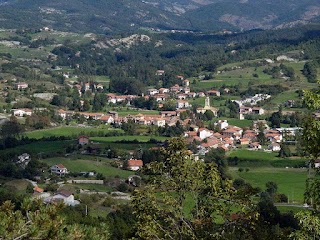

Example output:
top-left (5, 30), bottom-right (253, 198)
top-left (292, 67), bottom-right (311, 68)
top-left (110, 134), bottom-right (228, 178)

top-left (274, 193), bottom-right (288, 203)
top-left (102, 196), bottom-right (114, 207)
top-left (117, 183), bottom-right (129, 192)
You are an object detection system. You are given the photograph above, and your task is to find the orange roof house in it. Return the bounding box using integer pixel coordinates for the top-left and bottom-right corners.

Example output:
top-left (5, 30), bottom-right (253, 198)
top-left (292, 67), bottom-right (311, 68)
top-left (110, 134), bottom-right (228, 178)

top-left (127, 159), bottom-right (143, 171)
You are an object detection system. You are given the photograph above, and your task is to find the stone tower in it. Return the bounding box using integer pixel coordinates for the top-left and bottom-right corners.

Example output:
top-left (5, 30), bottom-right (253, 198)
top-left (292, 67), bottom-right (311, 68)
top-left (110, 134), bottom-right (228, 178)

top-left (205, 96), bottom-right (210, 108)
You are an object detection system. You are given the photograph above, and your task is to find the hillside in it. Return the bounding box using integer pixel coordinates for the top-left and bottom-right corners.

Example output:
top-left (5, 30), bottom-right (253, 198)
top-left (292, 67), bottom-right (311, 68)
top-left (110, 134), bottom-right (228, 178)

top-left (0, 0), bottom-right (318, 33)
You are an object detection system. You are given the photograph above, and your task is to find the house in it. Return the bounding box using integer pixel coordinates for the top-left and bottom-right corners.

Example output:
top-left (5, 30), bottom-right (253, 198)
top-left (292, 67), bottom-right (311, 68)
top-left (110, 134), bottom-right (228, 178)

top-left (12, 108), bottom-right (33, 117)
top-left (176, 100), bottom-right (190, 109)
top-left (84, 82), bottom-right (90, 91)
top-left (177, 93), bottom-right (188, 100)
top-left (56, 109), bottom-right (74, 120)
top-left (197, 92), bottom-right (206, 97)
top-left (154, 93), bottom-right (168, 102)
top-left (127, 159), bottom-right (143, 171)
top-left (152, 118), bottom-right (166, 127)
top-left (15, 82), bottom-right (28, 90)
top-left (214, 120), bottom-right (229, 130)
top-left (156, 70), bottom-right (165, 76)
top-left (268, 143), bottom-right (281, 151)
top-left (240, 106), bottom-right (265, 115)
top-left (315, 159), bottom-right (320, 168)
top-left (96, 84), bottom-right (104, 90)
top-left (198, 128), bottom-right (213, 140)
top-left (249, 142), bottom-right (262, 150)
top-left (159, 88), bottom-right (170, 94)
top-left (147, 88), bottom-right (159, 96)
top-left (78, 136), bottom-right (89, 145)
top-left (170, 84), bottom-right (182, 93)
top-left (33, 186), bottom-right (44, 193)
top-left (160, 111), bottom-right (177, 117)
top-left (221, 126), bottom-right (243, 140)
top-left (183, 79), bottom-right (189, 87)
top-left (51, 164), bottom-right (68, 176)
top-left (100, 115), bottom-right (114, 124)
top-left (239, 138), bottom-right (250, 145)
top-left (16, 153), bottom-right (31, 168)
top-left (252, 107), bottom-right (265, 115)
top-left (207, 90), bottom-right (220, 97)
top-left (183, 87), bottom-right (190, 94)
top-left (45, 190), bottom-right (79, 206)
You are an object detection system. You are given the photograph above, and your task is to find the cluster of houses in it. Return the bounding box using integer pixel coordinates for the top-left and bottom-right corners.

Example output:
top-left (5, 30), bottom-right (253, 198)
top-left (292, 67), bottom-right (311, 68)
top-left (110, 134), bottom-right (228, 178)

top-left (105, 78), bottom-right (220, 111)
top-left (183, 120), bottom-right (293, 154)
top-left (70, 82), bottom-right (104, 95)
top-left (232, 94), bottom-right (269, 119)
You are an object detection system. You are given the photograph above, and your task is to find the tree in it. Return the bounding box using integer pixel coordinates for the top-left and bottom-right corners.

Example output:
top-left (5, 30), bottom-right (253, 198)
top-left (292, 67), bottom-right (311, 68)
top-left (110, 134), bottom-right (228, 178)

top-left (0, 199), bottom-right (110, 239)
top-left (266, 181), bottom-right (278, 197)
top-left (278, 143), bottom-right (291, 158)
top-left (290, 211), bottom-right (320, 240)
top-left (204, 110), bottom-right (215, 121)
top-left (269, 111), bottom-right (282, 128)
top-left (204, 147), bottom-right (228, 178)
top-left (0, 116), bottom-right (24, 139)
top-left (132, 138), bottom-right (257, 239)
top-left (301, 81), bottom-right (320, 211)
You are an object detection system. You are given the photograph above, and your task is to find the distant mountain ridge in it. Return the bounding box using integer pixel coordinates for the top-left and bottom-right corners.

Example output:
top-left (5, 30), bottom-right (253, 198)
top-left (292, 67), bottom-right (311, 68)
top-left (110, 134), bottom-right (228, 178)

top-left (0, 0), bottom-right (318, 33)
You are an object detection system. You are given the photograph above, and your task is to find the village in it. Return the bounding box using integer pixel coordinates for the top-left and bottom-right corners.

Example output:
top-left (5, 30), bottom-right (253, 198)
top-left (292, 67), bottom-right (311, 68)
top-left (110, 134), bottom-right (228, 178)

top-left (10, 75), bottom-right (300, 159)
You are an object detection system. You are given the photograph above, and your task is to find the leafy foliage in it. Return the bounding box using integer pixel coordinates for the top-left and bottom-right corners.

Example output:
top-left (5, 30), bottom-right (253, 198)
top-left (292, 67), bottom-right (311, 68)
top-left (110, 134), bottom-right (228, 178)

top-left (0, 199), bottom-right (110, 239)
top-left (132, 138), bottom-right (258, 239)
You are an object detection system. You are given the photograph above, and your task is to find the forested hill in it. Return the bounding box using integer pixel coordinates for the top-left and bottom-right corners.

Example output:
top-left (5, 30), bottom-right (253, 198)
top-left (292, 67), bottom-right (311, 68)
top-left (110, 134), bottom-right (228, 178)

top-left (0, 0), bottom-right (319, 33)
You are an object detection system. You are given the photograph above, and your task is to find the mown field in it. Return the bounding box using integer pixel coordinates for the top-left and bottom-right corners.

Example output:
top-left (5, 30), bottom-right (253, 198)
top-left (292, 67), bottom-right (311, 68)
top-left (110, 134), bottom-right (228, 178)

top-left (42, 156), bottom-right (132, 179)
top-left (90, 135), bottom-right (168, 143)
top-left (230, 167), bottom-right (308, 203)
top-left (228, 149), bottom-right (306, 167)
top-left (24, 126), bottom-right (123, 139)
top-left (0, 140), bottom-right (73, 156)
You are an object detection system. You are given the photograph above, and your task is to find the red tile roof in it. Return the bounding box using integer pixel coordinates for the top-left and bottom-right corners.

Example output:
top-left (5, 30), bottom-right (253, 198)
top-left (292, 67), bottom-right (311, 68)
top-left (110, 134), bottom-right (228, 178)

top-left (128, 159), bottom-right (143, 167)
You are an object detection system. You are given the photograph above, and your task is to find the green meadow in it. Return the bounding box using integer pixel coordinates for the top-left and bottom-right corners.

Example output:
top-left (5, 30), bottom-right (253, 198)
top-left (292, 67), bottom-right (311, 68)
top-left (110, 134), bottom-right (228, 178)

top-left (24, 127), bottom-right (123, 139)
top-left (230, 167), bottom-right (308, 203)
top-left (0, 140), bottom-right (73, 155)
top-left (42, 156), bottom-right (132, 179)
top-left (90, 135), bottom-right (168, 143)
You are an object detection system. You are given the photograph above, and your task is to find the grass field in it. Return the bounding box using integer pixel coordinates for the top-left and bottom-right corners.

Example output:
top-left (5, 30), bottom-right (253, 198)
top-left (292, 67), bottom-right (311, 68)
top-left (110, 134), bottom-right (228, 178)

top-left (228, 149), bottom-right (306, 168)
top-left (90, 135), bottom-right (168, 143)
top-left (42, 157), bottom-right (132, 178)
top-left (24, 127), bottom-right (123, 139)
top-left (3, 179), bottom-right (31, 194)
top-left (230, 167), bottom-right (308, 203)
top-left (0, 140), bottom-right (73, 155)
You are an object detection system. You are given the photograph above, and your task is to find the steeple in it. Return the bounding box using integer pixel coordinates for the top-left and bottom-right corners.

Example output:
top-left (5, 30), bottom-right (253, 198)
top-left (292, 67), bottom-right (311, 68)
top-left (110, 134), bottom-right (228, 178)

top-left (205, 96), bottom-right (210, 108)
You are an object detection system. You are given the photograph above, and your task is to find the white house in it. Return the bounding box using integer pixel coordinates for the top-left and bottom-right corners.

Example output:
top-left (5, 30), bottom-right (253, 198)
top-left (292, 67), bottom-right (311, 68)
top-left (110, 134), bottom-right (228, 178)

top-left (15, 82), bottom-right (28, 90)
top-left (147, 88), bottom-right (159, 96)
top-left (12, 108), bottom-right (33, 117)
top-left (51, 164), bottom-right (68, 176)
top-left (198, 128), bottom-right (213, 140)
top-left (152, 118), bottom-right (166, 127)
top-left (268, 143), bottom-right (281, 151)
top-left (44, 190), bottom-right (79, 206)
top-left (214, 120), bottom-right (229, 130)
top-left (315, 159), bottom-right (320, 168)
top-left (176, 100), bottom-right (190, 109)
top-left (16, 153), bottom-right (31, 168)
